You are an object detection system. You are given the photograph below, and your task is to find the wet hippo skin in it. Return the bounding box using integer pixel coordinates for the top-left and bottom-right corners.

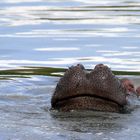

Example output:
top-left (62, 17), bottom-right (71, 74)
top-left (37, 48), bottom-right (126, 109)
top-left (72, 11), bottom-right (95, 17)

top-left (51, 64), bottom-right (128, 113)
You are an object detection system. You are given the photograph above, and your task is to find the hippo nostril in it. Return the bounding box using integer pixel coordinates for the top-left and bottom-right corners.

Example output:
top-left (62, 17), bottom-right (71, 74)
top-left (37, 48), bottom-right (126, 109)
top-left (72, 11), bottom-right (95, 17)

top-left (95, 64), bottom-right (108, 69)
top-left (94, 64), bottom-right (109, 71)
top-left (96, 64), bottom-right (104, 67)
top-left (77, 64), bottom-right (85, 70)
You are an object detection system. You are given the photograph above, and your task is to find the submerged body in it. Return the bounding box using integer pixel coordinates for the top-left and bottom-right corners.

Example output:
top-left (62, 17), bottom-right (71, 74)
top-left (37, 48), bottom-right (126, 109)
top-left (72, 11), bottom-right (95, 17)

top-left (51, 64), bottom-right (129, 113)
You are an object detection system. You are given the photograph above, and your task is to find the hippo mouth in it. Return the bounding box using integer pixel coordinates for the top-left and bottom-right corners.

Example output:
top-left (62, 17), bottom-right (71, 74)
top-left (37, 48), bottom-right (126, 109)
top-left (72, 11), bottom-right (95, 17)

top-left (52, 93), bottom-right (123, 112)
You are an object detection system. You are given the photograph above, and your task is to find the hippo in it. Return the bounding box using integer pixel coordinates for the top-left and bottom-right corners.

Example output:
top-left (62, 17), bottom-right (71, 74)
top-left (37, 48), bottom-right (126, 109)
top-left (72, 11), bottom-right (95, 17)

top-left (51, 64), bottom-right (134, 113)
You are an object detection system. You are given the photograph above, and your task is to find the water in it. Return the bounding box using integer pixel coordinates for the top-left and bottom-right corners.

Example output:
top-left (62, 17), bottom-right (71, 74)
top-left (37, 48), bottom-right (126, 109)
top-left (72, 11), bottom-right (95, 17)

top-left (0, 0), bottom-right (140, 139)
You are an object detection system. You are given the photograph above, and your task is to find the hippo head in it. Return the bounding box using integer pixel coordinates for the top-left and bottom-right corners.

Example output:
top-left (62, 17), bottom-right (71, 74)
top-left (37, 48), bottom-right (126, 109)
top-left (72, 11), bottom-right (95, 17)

top-left (51, 64), bottom-right (127, 113)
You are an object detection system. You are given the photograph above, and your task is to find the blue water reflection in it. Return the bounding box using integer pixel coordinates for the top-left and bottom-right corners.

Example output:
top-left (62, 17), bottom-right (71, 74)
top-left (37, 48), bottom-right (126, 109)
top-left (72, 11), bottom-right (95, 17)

top-left (0, 0), bottom-right (140, 71)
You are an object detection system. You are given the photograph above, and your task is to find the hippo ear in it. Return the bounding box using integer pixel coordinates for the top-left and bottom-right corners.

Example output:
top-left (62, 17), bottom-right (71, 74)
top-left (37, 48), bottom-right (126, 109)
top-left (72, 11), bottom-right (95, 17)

top-left (77, 64), bottom-right (85, 70)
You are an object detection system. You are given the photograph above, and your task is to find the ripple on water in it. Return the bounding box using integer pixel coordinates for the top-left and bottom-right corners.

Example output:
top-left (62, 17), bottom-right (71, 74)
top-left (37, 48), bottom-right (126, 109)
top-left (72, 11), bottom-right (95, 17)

top-left (0, 0), bottom-right (140, 70)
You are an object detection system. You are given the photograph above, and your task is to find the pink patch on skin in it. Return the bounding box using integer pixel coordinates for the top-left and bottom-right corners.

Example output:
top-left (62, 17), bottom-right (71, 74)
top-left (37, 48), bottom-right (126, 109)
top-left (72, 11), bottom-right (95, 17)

top-left (121, 78), bottom-right (136, 94)
top-left (136, 86), bottom-right (140, 96)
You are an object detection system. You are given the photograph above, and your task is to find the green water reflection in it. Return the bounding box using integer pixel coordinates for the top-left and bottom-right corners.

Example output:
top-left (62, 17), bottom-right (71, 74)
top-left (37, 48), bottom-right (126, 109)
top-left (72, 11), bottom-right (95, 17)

top-left (0, 67), bottom-right (140, 79)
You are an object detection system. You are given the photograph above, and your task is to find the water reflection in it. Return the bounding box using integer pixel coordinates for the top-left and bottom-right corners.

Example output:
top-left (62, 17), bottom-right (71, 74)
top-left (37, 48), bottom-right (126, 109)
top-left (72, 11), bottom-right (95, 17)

top-left (98, 50), bottom-right (140, 56)
top-left (123, 46), bottom-right (139, 49)
top-left (35, 47), bottom-right (79, 51)
top-left (0, 55), bottom-right (140, 71)
top-left (1, 2), bottom-right (140, 26)
top-left (51, 111), bottom-right (124, 133)
top-left (0, 0), bottom-right (140, 71)
top-left (6, 28), bottom-right (133, 38)
top-left (0, 66), bottom-right (140, 80)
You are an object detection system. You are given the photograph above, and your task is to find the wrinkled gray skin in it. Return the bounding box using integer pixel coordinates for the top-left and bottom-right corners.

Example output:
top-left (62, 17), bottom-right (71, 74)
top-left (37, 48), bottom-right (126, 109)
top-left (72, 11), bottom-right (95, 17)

top-left (51, 64), bottom-right (128, 113)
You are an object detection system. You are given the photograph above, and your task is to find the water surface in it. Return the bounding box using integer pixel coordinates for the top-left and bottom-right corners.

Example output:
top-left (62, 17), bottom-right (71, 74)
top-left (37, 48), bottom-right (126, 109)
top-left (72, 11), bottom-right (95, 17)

top-left (0, 0), bottom-right (140, 70)
top-left (0, 0), bottom-right (140, 139)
